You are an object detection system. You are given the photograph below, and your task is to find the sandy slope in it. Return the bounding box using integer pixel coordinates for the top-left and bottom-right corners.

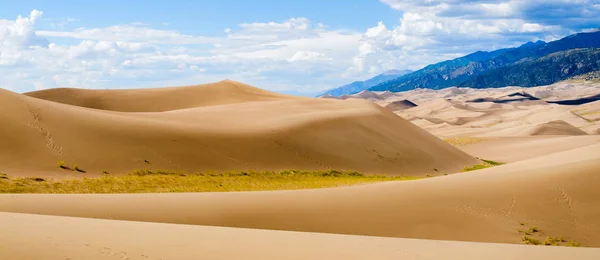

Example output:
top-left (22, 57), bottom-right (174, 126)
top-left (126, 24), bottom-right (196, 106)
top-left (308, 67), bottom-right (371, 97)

top-left (0, 82), bottom-right (477, 178)
top-left (2, 212), bottom-right (599, 260)
top-left (456, 135), bottom-right (600, 162)
top-left (2, 143), bottom-right (599, 246)
top-left (24, 80), bottom-right (295, 112)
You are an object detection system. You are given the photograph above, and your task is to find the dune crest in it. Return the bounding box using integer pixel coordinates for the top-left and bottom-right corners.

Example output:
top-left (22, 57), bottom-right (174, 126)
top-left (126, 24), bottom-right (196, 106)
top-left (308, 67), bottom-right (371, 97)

top-left (25, 80), bottom-right (296, 112)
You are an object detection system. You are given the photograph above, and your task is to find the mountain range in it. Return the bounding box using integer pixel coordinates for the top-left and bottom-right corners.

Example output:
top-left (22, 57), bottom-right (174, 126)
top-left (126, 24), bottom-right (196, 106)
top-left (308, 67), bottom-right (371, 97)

top-left (322, 30), bottom-right (600, 96)
top-left (318, 69), bottom-right (412, 97)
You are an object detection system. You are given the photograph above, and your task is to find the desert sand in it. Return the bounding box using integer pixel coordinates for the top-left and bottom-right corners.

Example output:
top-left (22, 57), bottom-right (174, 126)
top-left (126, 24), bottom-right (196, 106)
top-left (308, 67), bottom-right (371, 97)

top-left (0, 80), bottom-right (477, 179)
top-left (2, 79), bottom-right (600, 259)
top-left (3, 212), bottom-right (600, 260)
top-left (2, 142), bottom-right (600, 246)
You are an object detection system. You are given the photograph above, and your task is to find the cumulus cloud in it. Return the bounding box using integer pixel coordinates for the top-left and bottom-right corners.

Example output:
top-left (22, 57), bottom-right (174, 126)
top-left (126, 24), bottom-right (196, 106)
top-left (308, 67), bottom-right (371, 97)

top-left (0, 9), bottom-right (48, 49)
top-left (0, 2), bottom-right (598, 94)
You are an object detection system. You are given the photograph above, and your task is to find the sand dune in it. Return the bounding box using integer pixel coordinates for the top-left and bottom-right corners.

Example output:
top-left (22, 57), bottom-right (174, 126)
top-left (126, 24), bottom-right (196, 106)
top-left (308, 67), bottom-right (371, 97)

top-left (329, 81), bottom-right (600, 139)
top-left (527, 120), bottom-right (588, 136)
top-left (2, 143), bottom-right (599, 246)
top-left (2, 212), bottom-right (599, 260)
top-left (3, 79), bottom-right (600, 257)
top-left (457, 136), bottom-right (600, 162)
top-left (24, 80), bottom-right (295, 112)
top-left (0, 82), bottom-right (477, 178)
top-left (354, 90), bottom-right (382, 101)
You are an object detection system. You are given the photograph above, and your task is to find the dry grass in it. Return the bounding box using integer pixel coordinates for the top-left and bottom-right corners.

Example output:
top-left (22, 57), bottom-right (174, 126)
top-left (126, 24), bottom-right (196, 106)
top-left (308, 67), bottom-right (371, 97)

top-left (0, 169), bottom-right (416, 194)
top-left (442, 136), bottom-right (483, 146)
top-left (462, 159), bottom-right (505, 172)
top-left (518, 224), bottom-right (581, 247)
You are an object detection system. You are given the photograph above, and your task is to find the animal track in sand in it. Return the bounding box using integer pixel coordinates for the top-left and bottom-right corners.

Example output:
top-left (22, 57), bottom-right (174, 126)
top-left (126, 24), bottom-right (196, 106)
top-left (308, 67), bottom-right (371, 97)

top-left (557, 187), bottom-right (577, 228)
top-left (23, 101), bottom-right (64, 160)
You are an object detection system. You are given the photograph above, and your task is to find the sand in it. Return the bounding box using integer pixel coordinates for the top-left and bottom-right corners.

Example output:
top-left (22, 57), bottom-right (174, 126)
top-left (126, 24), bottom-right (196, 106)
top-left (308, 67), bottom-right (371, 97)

top-left (2, 143), bottom-right (600, 246)
top-left (2, 79), bottom-right (600, 259)
top-left (0, 81), bottom-right (477, 178)
top-left (3, 212), bottom-right (600, 260)
top-left (334, 81), bottom-right (600, 139)
top-left (24, 80), bottom-right (296, 112)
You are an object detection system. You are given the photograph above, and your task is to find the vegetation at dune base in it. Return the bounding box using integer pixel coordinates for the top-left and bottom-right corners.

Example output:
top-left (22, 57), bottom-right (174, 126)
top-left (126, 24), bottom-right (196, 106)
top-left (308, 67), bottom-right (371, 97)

top-left (57, 161), bottom-right (86, 173)
top-left (0, 169), bottom-right (416, 194)
top-left (462, 159), bottom-right (505, 172)
top-left (518, 223), bottom-right (581, 247)
top-left (442, 136), bottom-right (482, 146)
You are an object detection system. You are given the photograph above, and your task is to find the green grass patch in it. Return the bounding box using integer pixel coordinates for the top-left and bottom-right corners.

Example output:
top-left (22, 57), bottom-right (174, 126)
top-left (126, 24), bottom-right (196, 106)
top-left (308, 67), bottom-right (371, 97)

top-left (462, 159), bottom-right (506, 172)
top-left (0, 169), bottom-right (416, 194)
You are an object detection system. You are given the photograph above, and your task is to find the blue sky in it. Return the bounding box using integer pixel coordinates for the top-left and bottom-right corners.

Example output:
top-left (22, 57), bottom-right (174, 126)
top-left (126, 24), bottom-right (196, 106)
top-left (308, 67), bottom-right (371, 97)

top-left (0, 0), bottom-right (599, 96)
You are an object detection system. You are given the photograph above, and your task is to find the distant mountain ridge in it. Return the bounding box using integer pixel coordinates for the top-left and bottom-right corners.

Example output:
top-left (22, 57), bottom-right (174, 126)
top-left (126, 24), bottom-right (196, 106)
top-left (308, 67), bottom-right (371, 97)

top-left (459, 48), bottom-right (600, 89)
top-left (369, 31), bottom-right (600, 92)
top-left (318, 69), bottom-right (412, 97)
top-left (321, 30), bottom-right (600, 95)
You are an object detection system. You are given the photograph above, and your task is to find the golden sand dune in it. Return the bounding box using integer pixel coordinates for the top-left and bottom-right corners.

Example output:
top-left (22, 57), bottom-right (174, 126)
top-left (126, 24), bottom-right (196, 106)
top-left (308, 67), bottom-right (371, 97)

top-left (24, 80), bottom-right (294, 112)
top-left (3, 79), bottom-right (600, 258)
top-left (2, 212), bottom-right (599, 260)
top-left (2, 143), bottom-right (599, 246)
top-left (0, 82), bottom-right (477, 178)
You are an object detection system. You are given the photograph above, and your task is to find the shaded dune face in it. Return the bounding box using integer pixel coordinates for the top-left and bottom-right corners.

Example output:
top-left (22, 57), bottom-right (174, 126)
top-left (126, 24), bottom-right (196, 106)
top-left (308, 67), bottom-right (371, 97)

top-left (0, 81), bottom-right (477, 178)
top-left (384, 100), bottom-right (418, 112)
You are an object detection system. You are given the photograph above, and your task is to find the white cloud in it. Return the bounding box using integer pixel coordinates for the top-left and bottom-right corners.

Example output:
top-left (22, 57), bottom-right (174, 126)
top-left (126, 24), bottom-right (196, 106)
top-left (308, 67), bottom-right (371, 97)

top-left (0, 3), bottom-right (597, 95)
top-left (238, 17), bottom-right (310, 32)
top-left (37, 25), bottom-right (219, 44)
top-left (0, 9), bottom-right (48, 49)
top-left (288, 51), bottom-right (331, 62)
top-left (47, 17), bottom-right (79, 30)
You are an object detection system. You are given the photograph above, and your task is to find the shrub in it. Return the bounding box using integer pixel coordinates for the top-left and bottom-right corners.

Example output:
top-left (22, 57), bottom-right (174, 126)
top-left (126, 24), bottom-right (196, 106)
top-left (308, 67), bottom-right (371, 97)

top-left (522, 235), bottom-right (541, 245)
top-left (73, 165), bottom-right (86, 173)
top-left (57, 161), bottom-right (70, 170)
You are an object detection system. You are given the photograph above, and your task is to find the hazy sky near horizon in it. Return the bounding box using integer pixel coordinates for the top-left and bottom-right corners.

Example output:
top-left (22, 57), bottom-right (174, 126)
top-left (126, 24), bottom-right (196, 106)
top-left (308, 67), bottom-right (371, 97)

top-left (1, 0), bottom-right (599, 95)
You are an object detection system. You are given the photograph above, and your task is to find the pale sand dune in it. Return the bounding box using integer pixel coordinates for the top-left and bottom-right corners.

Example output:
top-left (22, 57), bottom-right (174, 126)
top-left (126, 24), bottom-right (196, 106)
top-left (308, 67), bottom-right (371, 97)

top-left (527, 120), bottom-right (588, 136)
top-left (3, 213), bottom-right (599, 260)
top-left (457, 136), bottom-right (600, 162)
top-left (339, 81), bottom-right (600, 138)
top-left (2, 143), bottom-right (599, 246)
top-left (0, 83), bottom-right (477, 178)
